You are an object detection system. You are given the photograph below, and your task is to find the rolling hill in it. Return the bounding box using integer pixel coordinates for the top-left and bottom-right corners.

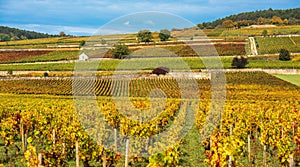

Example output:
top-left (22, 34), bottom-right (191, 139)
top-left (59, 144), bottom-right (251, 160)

top-left (198, 8), bottom-right (300, 28)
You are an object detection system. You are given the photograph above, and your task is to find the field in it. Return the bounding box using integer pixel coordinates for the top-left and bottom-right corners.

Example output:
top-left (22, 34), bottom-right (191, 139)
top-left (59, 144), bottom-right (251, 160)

top-left (0, 56), bottom-right (299, 73)
top-left (0, 24), bottom-right (300, 167)
top-left (220, 25), bottom-right (300, 37)
top-left (273, 74), bottom-right (300, 86)
top-left (0, 50), bottom-right (53, 63)
top-left (255, 36), bottom-right (300, 54)
top-left (0, 50), bottom-right (80, 63)
top-left (0, 72), bottom-right (299, 166)
top-left (0, 37), bottom-right (88, 49)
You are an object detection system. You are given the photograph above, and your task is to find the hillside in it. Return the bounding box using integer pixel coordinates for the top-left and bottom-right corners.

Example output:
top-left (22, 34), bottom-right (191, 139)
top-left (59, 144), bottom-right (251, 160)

top-left (198, 8), bottom-right (300, 28)
top-left (0, 26), bottom-right (58, 41)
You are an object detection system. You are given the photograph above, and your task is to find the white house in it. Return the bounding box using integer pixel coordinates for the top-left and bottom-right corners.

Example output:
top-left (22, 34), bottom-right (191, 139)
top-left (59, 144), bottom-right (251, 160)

top-left (79, 53), bottom-right (89, 61)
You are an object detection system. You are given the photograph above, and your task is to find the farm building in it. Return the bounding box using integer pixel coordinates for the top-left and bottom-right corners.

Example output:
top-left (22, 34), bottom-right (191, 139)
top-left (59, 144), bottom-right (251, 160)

top-left (79, 53), bottom-right (89, 61)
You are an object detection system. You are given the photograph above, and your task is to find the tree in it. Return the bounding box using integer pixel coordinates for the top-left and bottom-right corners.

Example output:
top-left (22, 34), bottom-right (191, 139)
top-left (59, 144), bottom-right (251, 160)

top-left (222, 20), bottom-right (235, 29)
top-left (279, 49), bottom-right (291, 61)
top-left (271, 16), bottom-right (283, 25)
top-left (283, 19), bottom-right (289, 25)
top-left (79, 40), bottom-right (85, 47)
top-left (137, 30), bottom-right (152, 42)
top-left (258, 17), bottom-right (265, 25)
top-left (197, 23), bottom-right (204, 29)
top-left (231, 56), bottom-right (249, 68)
top-left (59, 31), bottom-right (66, 37)
top-left (112, 43), bottom-right (131, 59)
top-left (159, 29), bottom-right (171, 41)
top-left (0, 34), bottom-right (10, 41)
top-left (262, 29), bottom-right (268, 37)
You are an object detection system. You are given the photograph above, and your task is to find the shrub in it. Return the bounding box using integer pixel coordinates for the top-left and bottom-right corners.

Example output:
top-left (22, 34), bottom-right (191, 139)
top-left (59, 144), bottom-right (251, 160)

top-left (262, 29), bottom-right (268, 37)
top-left (279, 48), bottom-right (291, 61)
top-left (231, 56), bottom-right (249, 68)
top-left (152, 66), bottom-right (170, 75)
top-left (44, 72), bottom-right (49, 77)
top-left (79, 40), bottom-right (85, 47)
top-left (7, 70), bottom-right (13, 75)
top-left (112, 43), bottom-right (131, 59)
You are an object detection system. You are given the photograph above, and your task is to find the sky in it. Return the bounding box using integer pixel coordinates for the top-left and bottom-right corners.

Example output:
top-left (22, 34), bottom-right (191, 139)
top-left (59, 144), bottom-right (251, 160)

top-left (0, 0), bottom-right (299, 36)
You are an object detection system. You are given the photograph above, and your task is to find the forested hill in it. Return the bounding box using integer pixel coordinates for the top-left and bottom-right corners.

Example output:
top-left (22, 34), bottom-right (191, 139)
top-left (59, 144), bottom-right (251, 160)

top-left (0, 26), bottom-right (57, 41)
top-left (198, 8), bottom-right (300, 28)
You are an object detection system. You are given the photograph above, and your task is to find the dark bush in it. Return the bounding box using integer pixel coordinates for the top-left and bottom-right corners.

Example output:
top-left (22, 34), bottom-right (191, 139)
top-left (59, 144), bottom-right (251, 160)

top-left (44, 72), bottom-right (49, 77)
top-left (152, 66), bottom-right (170, 75)
top-left (231, 56), bottom-right (249, 68)
top-left (7, 70), bottom-right (13, 75)
top-left (279, 48), bottom-right (291, 61)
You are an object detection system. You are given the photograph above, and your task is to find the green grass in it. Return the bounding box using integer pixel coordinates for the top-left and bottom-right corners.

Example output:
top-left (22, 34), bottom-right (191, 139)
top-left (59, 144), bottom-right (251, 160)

top-left (256, 36), bottom-right (300, 54)
top-left (0, 57), bottom-right (299, 71)
top-left (247, 59), bottom-right (300, 69)
top-left (179, 125), bottom-right (207, 166)
top-left (273, 74), bottom-right (300, 86)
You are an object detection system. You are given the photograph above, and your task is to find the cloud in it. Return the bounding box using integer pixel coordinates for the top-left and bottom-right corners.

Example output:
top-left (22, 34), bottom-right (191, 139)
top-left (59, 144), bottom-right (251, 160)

top-left (145, 20), bottom-right (155, 26)
top-left (1, 0), bottom-right (298, 35)
top-left (124, 21), bottom-right (130, 26)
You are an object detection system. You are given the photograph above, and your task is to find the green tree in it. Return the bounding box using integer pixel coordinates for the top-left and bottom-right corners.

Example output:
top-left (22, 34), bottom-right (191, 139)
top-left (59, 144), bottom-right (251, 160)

top-left (197, 23), bottom-right (204, 29)
top-left (279, 49), bottom-right (291, 61)
top-left (0, 34), bottom-right (10, 41)
top-left (112, 43), bottom-right (131, 59)
top-left (159, 29), bottom-right (171, 41)
top-left (79, 40), bottom-right (85, 47)
top-left (262, 29), bottom-right (268, 37)
top-left (137, 30), bottom-right (153, 42)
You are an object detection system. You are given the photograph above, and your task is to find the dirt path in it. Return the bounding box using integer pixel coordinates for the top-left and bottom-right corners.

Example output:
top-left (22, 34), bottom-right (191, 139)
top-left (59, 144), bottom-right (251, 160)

top-left (249, 37), bottom-right (258, 56)
top-left (0, 69), bottom-right (299, 78)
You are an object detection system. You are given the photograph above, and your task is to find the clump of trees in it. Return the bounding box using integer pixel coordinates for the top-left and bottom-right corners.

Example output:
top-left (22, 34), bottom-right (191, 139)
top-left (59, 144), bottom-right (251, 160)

top-left (222, 20), bottom-right (235, 29)
top-left (279, 48), bottom-right (291, 61)
top-left (111, 43), bottom-right (131, 59)
top-left (137, 30), bottom-right (153, 43)
top-left (159, 29), bottom-right (171, 41)
top-left (0, 26), bottom-right (57, 41)
top-left (231, 56), bottom-right (249, 68)
top-left (197, 8), bottom-right (300, 29)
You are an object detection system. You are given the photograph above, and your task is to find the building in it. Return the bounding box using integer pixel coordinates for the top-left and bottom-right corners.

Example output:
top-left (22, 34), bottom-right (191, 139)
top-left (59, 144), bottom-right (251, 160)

top-left (79, 53), bottom-right (89, 61)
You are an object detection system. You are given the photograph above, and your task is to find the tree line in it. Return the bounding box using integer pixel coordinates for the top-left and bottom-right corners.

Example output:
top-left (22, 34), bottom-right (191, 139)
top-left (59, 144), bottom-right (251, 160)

top-left (197, 8), bottom-right (300, 29)
top-left (0, 26), bottom-right (58, 42)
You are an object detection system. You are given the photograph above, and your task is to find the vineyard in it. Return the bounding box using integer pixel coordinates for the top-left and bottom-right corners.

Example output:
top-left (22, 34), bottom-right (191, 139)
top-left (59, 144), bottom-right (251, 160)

top-left (0, 72), bottom-right (299, 166)
top-left (220, 25), bottom-right (300, 37)
top-left (0, 50), bottom-right (80, 63)
top-left (0, 56), bottom-right (299, 72)
top-left (0, 50), bottom-right (53, 63)
top-left (255, 36), bottom-right (300, 54)
top-left (0, 37), bottom-right (88, 49)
